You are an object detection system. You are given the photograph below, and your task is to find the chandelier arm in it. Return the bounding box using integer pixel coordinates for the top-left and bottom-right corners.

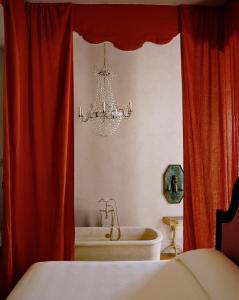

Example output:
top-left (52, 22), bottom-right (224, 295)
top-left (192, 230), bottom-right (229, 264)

top-left (79, 106), bottom-right (132, 122)
top-left (79, 111), bottom-right (90, 122)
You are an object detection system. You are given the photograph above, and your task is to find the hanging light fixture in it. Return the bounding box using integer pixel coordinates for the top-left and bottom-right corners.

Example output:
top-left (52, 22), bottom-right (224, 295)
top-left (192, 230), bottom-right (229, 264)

top-left (78, 43), bottom-right (133, 137)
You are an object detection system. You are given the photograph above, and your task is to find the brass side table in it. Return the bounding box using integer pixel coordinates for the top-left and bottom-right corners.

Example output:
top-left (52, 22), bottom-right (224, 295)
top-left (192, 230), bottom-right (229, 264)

top-left (161, 216), bottom-right (183, 256)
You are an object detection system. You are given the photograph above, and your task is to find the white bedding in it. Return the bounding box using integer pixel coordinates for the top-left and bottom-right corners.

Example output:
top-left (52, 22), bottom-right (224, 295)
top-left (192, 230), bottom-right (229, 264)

top-left (7, 249), bottom-right (239, 300)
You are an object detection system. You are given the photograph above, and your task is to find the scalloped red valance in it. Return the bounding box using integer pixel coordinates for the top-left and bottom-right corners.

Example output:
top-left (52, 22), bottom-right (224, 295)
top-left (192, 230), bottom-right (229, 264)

top-left (72, 5), bottom-right (179, 51)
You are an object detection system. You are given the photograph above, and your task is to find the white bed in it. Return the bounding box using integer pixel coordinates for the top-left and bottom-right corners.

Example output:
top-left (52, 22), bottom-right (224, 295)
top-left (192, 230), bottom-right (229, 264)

top-left (7, 249), bottom-right (239, 300)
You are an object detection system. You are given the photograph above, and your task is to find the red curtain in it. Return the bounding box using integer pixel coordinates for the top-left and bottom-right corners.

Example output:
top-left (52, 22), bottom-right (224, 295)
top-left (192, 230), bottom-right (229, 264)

top-left (72, 5), bottom-right (179, 50)
top-left (26, 3), bottom-right (74, 260)
top-left (0, 3), bottom-right (74, 298)
top-left (181, 2), bottom-right (239, 250)
top-left (0, 0), bottom-right (29, 297)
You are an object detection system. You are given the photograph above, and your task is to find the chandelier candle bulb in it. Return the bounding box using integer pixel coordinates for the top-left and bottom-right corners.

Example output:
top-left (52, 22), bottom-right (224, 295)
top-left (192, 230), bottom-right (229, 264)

top-left (129, 101), bottom-right (133, 112)
top-left (103, 101), bottom-right (106, 113)
top-left (79, 106), bottom-right (82, 118)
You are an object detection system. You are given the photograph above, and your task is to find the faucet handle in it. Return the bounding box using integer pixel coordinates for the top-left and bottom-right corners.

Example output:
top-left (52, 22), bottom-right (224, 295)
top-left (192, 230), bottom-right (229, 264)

top-left (99, 198), bottom-right (112, 204)
top-left (98, 198), bottom-right (106, 203)
top-left (99, 198), bottom-right (110, 219)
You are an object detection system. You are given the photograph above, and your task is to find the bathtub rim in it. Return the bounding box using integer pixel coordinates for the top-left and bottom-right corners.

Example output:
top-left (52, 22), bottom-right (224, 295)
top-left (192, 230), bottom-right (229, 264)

top-left (75, 226), bottom-right (163, 247)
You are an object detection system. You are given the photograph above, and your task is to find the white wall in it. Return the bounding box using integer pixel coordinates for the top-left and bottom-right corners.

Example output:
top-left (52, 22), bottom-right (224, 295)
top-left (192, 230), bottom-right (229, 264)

top-left (0, 48), bottom-right (3, 229)
top-left (73, 34), bottom-right (183, 249)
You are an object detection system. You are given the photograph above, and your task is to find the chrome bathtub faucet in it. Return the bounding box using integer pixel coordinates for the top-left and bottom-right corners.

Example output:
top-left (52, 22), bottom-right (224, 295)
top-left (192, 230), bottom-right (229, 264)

top-left (98, 198), bottom-right (121, 241)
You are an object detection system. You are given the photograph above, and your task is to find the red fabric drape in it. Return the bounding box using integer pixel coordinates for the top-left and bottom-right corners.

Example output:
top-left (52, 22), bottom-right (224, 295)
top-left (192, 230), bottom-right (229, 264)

top-left (72, 5), bottom-right (179, 50)
top-left (220, 0), bottom-right (239, 257)
top-left (26, 3), bottom-right (74, 260)
top-left (0, 3), bottom-right (74, 298)
top-left (0, 0), bottom-right (28, 297)
top-left (181, 2), bottom-right (239, 250)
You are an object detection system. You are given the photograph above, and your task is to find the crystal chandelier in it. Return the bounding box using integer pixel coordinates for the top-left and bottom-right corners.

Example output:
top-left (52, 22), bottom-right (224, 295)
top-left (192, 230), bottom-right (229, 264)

top-left (78, 43), bottom-right (133, 137)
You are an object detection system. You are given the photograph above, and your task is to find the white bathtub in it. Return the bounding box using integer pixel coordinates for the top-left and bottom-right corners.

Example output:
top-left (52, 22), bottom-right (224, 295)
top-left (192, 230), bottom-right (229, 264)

top-left (75, 227), bottom-right (162, 261)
